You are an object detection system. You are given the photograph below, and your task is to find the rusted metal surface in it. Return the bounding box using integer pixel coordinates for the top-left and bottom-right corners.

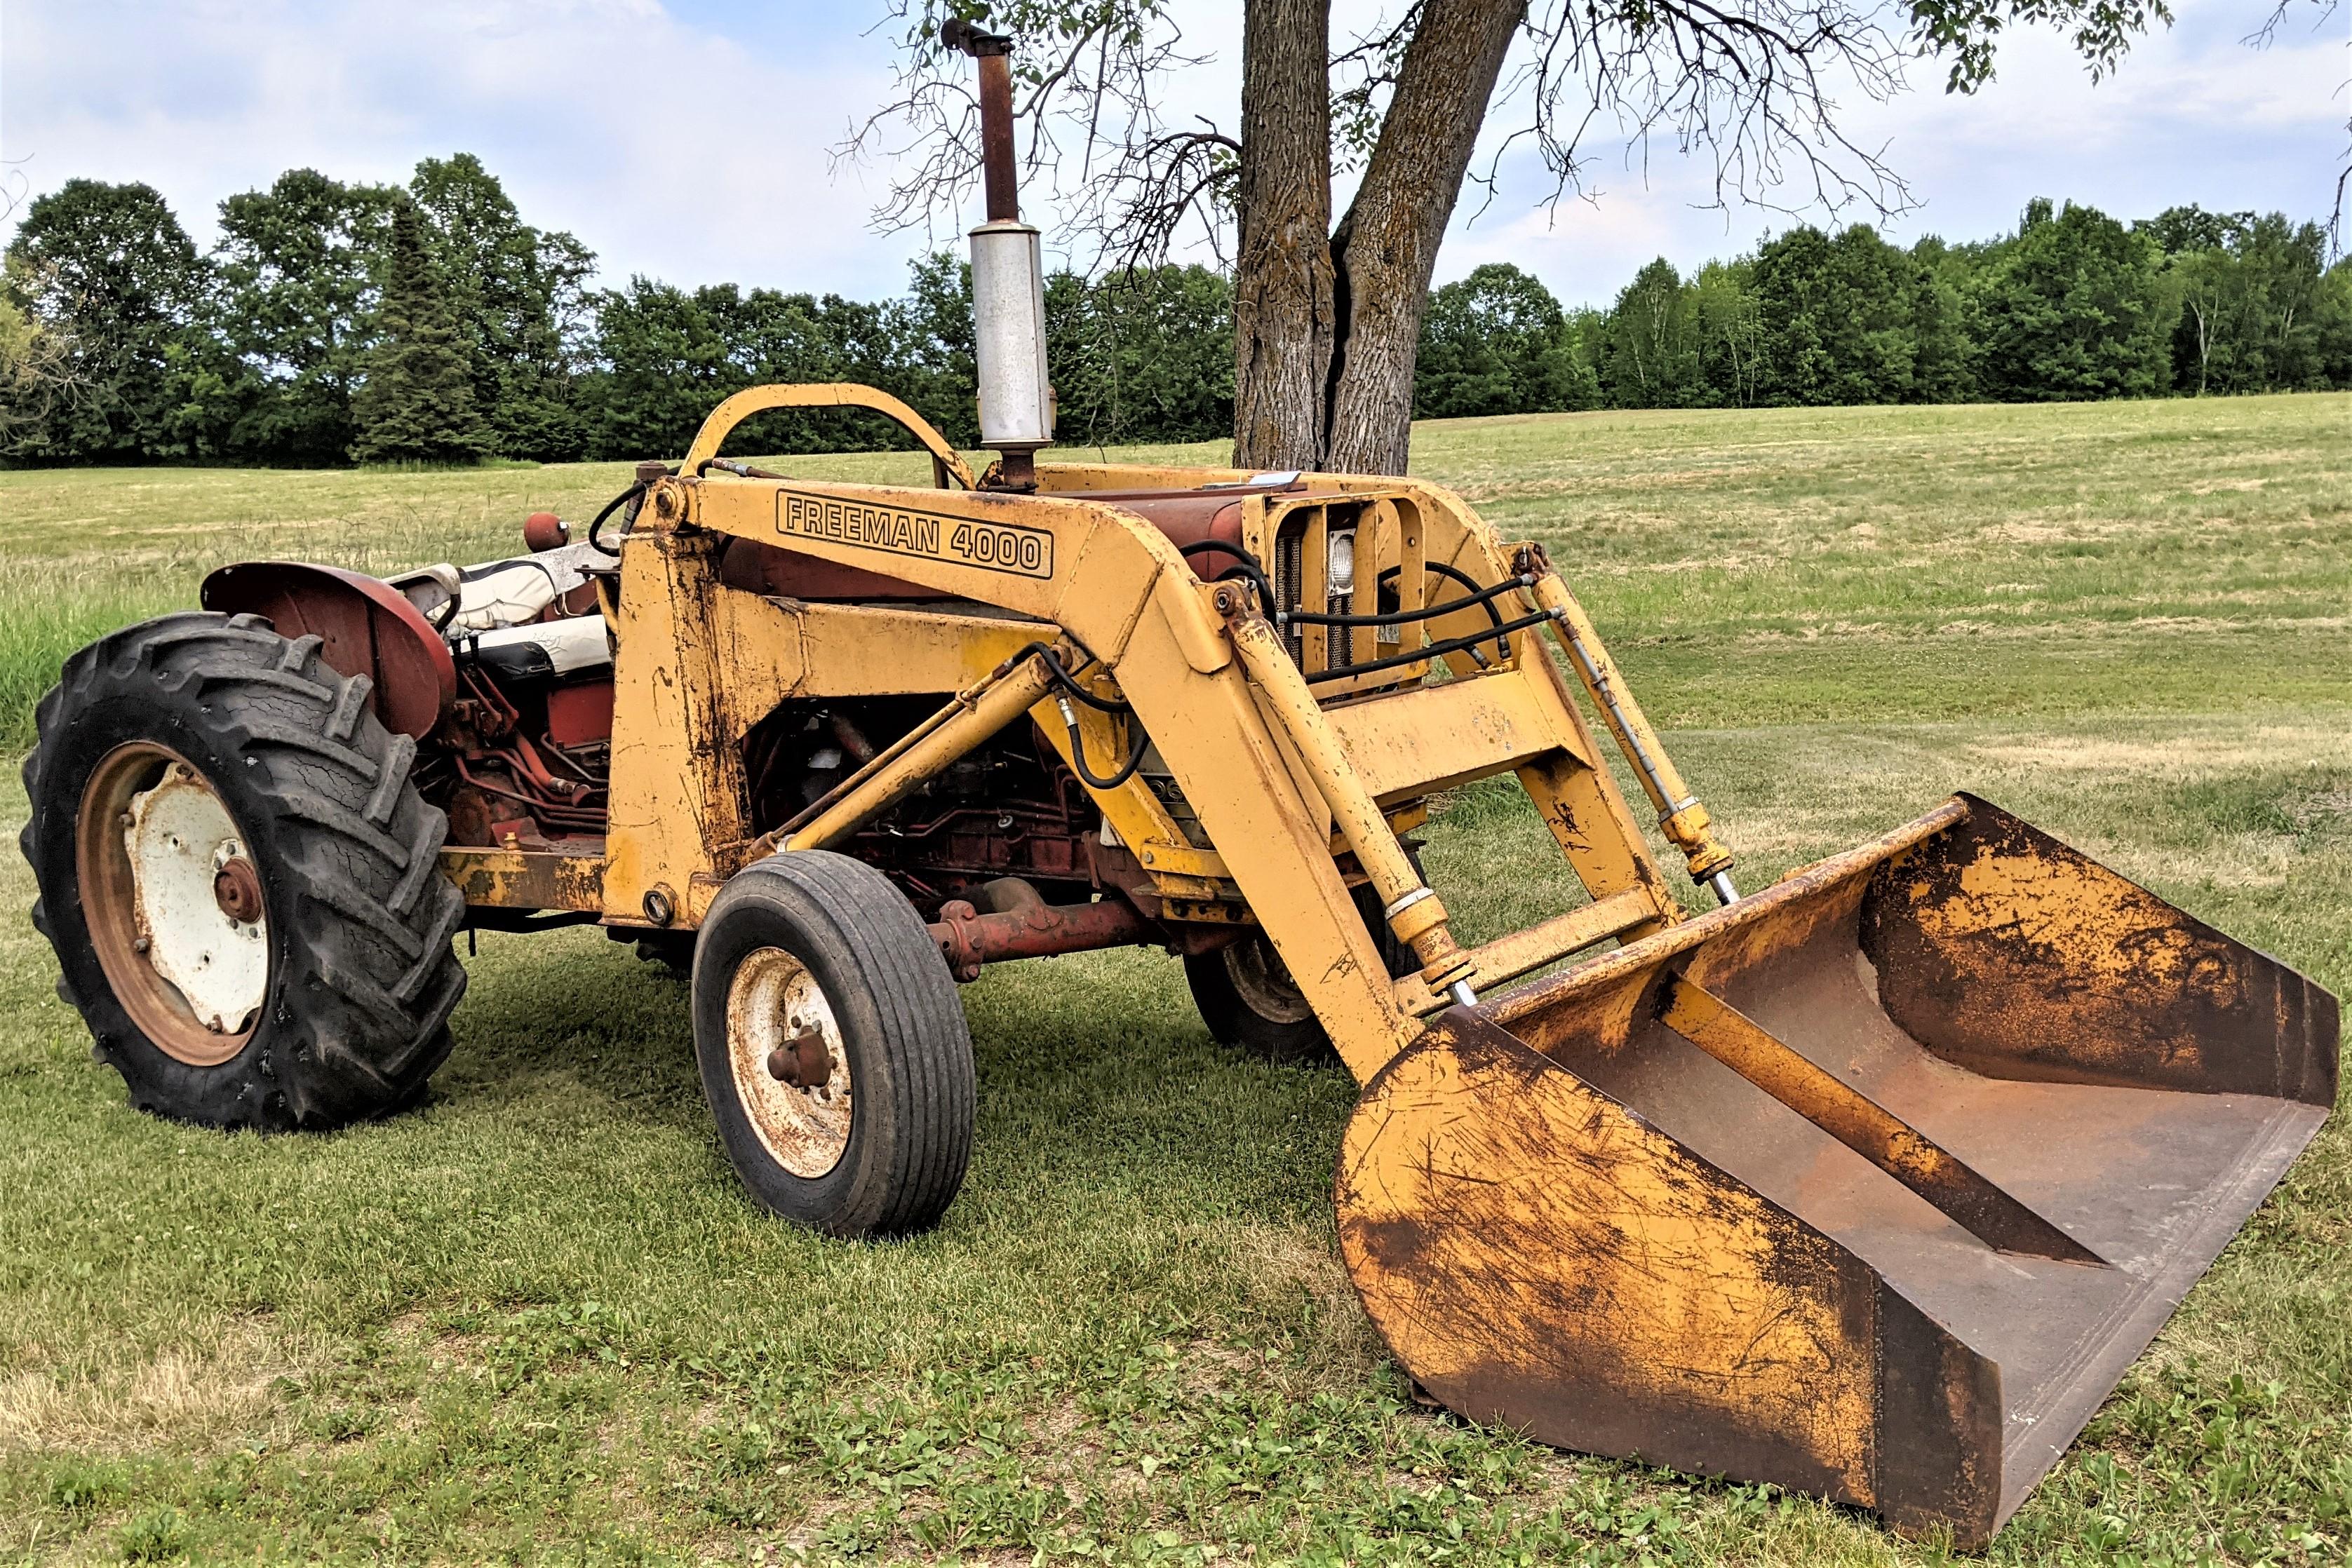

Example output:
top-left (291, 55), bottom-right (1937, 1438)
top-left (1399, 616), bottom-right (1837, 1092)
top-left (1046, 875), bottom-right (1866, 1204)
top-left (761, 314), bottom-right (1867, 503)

top-left (438, 846), bottom-right (605, 911)
top-left (1658, 973), bottom-right (2099, 1263)
top-left (972, 43), bottom-right (1019, 223)
top-left (201, 561), bottom-right (455, 738)
top-left (726, 945), bottom-right (852, 1177)
top-left (211, 857), bottom-right (263, 924)
top-left (187, 371), bottom-right (2317, 1547)
top-left (79, 745), bottom-right (266, 1063)
top-left (929, 893), bottom-right (1153, 981)
top-left (766, 1025), bottom-right (833, 1089)
top-left (1866, 794), bottom-right (2339, 1104)
top-left (1339, 795), bottom-right (2337, 1546)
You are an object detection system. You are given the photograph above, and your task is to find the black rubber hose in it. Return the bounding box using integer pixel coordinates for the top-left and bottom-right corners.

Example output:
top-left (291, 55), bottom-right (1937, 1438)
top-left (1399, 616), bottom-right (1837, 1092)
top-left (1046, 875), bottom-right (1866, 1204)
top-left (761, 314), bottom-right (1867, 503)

top-left (1303, 605), bottom-right (1560, 686)
top-left (1176, 539), bottom-right (1277, 616)
top-left (1061, 709), bottom-right (1151, 789)
top-left (1379, 560), bottom-right (1511, 659)
top-left (1284, 572), bottom-right (1534, 628)
top-left (1012, 640), bottom-right (1131, 712)
top-left (1006, 641), bottom-right (1152, 788)
top-left (586, 480), bottom-right (650, 556)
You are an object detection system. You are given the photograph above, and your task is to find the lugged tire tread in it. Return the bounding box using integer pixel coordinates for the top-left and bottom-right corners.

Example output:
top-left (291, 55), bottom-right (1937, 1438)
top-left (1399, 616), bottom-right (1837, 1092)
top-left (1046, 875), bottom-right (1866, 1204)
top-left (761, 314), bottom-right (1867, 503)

top-left (21, 611), bottom-right (466, 1131)
top-left (325, 674), bottom-right (372, 742)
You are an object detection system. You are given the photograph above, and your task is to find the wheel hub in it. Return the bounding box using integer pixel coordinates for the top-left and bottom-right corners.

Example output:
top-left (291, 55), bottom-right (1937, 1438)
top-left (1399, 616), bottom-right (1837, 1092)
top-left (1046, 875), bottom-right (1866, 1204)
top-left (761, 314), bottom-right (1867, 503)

top-left (726, 947), bottom-right (853, 1177)
top-left (213, 857), bottom-right (264, 924)
top-left (123, 764), bottom-right (269, 1039)
top-left (77, 744), bottom-right (270, 1066)
top-left (1223, 933), bottom-right (1314, 1025)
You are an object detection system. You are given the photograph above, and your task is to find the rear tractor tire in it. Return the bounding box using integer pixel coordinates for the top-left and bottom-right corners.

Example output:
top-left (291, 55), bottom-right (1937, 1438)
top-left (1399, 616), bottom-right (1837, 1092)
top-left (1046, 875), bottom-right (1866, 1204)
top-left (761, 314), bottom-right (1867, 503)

top-left (1185, 877), bottom-right (1415, 1067)
top-left (20, 613), bottom-right (468, 1130)
top-left (690, 851), bottom-right (975, 1237)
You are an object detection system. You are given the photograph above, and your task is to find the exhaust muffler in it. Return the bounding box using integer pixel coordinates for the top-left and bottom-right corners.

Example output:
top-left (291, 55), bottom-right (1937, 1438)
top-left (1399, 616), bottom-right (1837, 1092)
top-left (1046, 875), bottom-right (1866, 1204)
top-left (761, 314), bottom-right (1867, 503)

top-left (943, 18), bottom-right (1054, 487)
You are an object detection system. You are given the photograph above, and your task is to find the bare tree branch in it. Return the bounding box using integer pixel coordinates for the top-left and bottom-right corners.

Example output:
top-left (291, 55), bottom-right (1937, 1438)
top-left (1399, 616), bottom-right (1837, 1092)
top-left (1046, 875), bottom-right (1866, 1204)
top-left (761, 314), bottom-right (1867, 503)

top-left (1489, 0), bottom-right (1914, 227)
top-left (2238, 0), bottom-right (2348, 255)
top-left (835, 1), bottom-right (1228, 267)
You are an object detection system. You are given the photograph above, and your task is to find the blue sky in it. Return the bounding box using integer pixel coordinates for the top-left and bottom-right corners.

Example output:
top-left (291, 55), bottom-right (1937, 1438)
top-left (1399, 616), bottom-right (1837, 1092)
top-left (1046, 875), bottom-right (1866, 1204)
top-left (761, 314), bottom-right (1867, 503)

top-left (2, 0), bottom-right (2343, 310)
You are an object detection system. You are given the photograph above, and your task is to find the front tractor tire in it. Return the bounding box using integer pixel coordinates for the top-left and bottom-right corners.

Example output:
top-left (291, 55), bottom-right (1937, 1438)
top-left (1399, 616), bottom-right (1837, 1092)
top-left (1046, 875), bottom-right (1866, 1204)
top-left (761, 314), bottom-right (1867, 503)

top-left (20, 613), bottom-right (468, 1130)
top-left (691, 851), bottom-right (975, 1238)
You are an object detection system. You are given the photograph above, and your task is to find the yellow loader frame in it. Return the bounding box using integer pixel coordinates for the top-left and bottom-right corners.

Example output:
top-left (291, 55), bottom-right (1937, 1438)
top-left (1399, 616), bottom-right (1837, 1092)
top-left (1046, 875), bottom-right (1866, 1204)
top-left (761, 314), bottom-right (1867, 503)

top-left (447, 382), bottom-right (1731, 1081)
top-left (433, 386), bottom-right (2337, 1547)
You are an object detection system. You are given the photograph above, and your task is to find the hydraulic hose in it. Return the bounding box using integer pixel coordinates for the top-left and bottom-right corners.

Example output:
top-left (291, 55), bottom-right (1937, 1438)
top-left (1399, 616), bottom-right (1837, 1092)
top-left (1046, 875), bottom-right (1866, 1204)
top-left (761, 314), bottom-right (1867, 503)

top-left (1176, 539), bottom-right (1513, 667)
top-left (1303, 604), bottom-right (1563, 686)
top-left (1011, 641), bottom-right (1152, 789)
top-left (585, 480), bottom-right (650, 556)
top-left (1176, 540), bottom-right (1277, 618)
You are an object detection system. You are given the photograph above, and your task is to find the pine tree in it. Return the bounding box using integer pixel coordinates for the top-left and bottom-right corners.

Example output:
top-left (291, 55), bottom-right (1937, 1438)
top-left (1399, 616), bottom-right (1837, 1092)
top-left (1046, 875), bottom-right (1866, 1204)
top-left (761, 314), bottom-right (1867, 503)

top-left (350, 200), bottom-right (489, 464)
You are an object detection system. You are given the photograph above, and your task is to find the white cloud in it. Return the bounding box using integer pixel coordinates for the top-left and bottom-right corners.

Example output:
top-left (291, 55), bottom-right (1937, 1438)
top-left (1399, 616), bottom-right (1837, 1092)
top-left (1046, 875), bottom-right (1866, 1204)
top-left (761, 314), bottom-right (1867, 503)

top-left (1, 0), bottom-right (931, 294)
top-left (1433, 0), bottom-right (2346, 306)
top-left (1, 0), bottom-right (2339, 309)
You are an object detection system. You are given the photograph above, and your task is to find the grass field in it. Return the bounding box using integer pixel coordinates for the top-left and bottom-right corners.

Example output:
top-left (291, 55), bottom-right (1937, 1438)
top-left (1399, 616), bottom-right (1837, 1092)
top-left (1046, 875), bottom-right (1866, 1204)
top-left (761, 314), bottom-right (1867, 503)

top-left (0, 393), bottom-right (2346, 1565)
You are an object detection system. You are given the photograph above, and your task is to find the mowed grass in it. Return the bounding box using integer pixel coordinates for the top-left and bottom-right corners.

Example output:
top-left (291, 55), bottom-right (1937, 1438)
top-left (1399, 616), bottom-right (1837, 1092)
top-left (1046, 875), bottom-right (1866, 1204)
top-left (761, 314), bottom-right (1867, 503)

top-left (0, 393), bottom-right (2347, 1564)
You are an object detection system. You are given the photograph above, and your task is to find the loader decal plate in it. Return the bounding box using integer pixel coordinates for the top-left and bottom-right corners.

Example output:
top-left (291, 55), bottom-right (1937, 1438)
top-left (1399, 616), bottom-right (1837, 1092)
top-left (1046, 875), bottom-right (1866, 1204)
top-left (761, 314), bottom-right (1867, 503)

top-left (777, 492), bottom-right (1054, 579)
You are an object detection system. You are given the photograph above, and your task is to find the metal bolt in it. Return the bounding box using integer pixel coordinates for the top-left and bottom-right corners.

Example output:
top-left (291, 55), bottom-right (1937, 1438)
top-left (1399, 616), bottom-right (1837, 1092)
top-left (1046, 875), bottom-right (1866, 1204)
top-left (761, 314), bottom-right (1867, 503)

top-left (132, 936), bottom-right (149, 954)
top-left (1213, 588), bottom-right (1236, 615)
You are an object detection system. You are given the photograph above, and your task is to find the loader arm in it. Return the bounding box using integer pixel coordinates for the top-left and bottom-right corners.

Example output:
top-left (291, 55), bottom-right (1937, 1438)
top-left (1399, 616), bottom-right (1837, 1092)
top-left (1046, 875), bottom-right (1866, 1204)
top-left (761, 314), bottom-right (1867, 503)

top-left (596, 452), bottom-right (1692, 1077)
top-left (575, 394), bottom-right (2333, 1546)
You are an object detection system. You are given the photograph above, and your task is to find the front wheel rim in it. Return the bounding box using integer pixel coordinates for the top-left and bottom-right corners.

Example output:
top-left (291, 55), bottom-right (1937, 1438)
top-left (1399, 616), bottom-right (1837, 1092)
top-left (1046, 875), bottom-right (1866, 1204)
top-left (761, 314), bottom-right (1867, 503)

top-left (725, 946), bottom-right (854, 1178)
top-left (76, 743), bottom-right (269, 1067)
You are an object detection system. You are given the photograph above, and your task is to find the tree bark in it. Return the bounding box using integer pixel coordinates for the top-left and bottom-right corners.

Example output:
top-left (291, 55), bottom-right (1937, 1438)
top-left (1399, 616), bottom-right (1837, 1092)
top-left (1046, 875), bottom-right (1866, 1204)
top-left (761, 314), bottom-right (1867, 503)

top-left (1323, 0), bottom-right (1526, 474)
top-left (1230, 0), bottom-right (1335, 470)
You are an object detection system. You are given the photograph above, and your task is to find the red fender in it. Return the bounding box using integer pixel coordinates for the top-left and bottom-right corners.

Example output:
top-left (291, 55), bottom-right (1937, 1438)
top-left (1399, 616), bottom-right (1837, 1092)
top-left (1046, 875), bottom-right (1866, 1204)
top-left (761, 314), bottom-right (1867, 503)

top-left (201, 562), bottom-right (456, 739)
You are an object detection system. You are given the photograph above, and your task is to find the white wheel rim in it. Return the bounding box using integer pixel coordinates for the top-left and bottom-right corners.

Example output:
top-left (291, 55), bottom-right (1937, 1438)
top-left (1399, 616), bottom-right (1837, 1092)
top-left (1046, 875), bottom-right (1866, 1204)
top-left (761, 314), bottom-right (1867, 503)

top-left (725, 946), bottom-right (854, 1178)
top-left (125, 762), bottom-right (268, 1039)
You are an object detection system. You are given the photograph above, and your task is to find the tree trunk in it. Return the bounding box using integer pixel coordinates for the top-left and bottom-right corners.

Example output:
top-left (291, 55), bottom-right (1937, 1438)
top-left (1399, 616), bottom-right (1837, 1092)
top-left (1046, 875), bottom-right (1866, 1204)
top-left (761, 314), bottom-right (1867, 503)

top-left (1230, 0), bottom-right (1335, 471)
top-left (1322, 0), bottom-right (1526, 474)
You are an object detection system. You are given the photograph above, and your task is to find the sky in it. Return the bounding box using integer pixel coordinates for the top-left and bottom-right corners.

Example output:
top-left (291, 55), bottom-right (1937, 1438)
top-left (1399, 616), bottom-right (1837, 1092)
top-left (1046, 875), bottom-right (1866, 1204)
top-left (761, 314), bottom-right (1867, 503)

top-left (1, 0), bottom-right (2344, 311)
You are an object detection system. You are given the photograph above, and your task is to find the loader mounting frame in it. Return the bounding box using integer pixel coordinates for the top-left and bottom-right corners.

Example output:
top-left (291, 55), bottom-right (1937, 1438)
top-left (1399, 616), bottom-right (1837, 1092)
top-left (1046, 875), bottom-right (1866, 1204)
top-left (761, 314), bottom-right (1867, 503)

top-left (409, 385), bottom-right (2336, 1548)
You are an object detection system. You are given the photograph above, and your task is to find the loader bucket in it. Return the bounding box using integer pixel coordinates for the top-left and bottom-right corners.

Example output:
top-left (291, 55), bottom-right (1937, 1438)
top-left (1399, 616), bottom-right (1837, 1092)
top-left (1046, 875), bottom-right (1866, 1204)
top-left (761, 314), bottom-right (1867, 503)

top-left (1337, 795), bottom-right (2337, 1547)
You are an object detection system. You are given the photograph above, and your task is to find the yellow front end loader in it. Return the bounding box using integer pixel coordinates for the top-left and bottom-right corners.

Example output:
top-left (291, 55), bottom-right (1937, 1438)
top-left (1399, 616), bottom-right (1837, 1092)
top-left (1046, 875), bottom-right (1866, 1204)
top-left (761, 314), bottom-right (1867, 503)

top-left (18, 25), bottom-right (2333, 1548)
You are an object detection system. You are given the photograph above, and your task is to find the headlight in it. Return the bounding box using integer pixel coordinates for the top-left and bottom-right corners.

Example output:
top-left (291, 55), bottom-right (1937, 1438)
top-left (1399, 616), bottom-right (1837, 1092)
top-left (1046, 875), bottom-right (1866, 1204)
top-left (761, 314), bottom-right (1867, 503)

top-left (1326, 529), bottom-right (1356, 597)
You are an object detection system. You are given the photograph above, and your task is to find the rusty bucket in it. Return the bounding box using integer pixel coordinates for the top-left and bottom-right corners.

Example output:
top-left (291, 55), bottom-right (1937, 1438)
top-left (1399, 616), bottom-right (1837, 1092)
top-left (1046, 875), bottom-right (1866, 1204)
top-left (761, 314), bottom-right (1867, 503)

top-left (1337, 795), bottom-right (2337, 1546)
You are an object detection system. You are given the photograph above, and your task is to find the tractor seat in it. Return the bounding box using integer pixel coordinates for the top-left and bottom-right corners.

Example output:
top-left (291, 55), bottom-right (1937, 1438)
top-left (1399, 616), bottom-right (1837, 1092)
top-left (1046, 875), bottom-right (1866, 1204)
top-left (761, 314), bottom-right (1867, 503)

top-left (457, 614), bottom-right (614, 684)
top-left (389, 540), bottom-right (605, 635)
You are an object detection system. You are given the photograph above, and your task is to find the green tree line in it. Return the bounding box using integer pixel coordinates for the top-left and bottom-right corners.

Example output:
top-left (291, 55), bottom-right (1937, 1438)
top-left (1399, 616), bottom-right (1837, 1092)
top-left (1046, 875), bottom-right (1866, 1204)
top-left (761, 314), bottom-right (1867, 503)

top-left (1418, 198), bottom-right (2352, 418)
top-left (4, 157), bottom-right (2346, 468)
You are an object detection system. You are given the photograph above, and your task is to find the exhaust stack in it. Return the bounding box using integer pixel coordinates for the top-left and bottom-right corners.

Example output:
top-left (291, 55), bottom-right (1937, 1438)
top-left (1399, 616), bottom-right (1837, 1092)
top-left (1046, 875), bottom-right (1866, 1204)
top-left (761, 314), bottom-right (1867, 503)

top-left (943, 18), bottom-right (1052, 487)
